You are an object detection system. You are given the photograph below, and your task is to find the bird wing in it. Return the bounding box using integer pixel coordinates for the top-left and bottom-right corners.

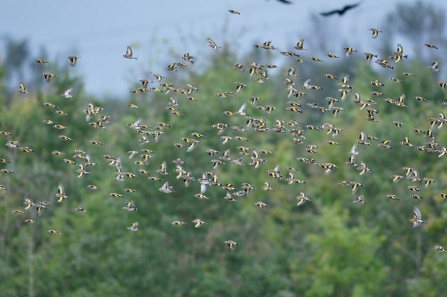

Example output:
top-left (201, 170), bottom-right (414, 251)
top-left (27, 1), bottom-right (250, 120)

top-left (64, 88), bottom-right (73, 96)
top-left (187, 142), bottom-right (197, 153)
top-left (207, 38), bottom-right (216, 47)
top-left (321, 2), bottom-right (361, 16)
top-left (238, 103), bottom-right (246, 114)
top-left (252, 149), bottom-right (260, 159)
top-left (320, 9), bottom-right (339, 16)
top-left (359, 130), bottom-right (366, 141)
top-left (343, 2), bottom-right (362, 12)
top-left (126, 46), bottom-right (133, 56)
top-left (414, 206), bottom-right (422, 220)
top-left (58, 184), bottom-right (64, 195)
top-left (296, 198), bottom-right (305, 206)
top-left (133, 118), bottom-right (142, 126)
top-left (398, 94), bottom-right (405, 104)
top-left (161, 182), bottom-right (168, 190)
top-left (85, 154), bottom-right (93, 164)
top-left (200, 183), bottom-right (207, 194)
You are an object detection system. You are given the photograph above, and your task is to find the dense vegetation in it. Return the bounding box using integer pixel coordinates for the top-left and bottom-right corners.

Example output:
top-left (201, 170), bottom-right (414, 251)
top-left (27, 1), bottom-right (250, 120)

top-left (1, 2), bottom-right (447, 296)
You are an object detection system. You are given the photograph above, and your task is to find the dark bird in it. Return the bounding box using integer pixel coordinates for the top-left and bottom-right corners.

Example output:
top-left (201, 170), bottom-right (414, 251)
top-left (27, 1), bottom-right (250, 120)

top-left (271, 0), bottom-right (292, 4)
top-left (320, 2), bottom-right (361, 16)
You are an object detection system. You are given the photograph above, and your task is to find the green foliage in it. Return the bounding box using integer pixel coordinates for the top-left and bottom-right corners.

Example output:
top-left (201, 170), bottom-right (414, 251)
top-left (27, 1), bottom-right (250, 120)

top-left (303, 205), bottom-right (388, 297)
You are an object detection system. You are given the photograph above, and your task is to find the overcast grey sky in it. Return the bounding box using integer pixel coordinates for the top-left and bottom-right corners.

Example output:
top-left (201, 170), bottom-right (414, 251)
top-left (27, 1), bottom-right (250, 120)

top-left (1, 0), bottom-right (445, 97)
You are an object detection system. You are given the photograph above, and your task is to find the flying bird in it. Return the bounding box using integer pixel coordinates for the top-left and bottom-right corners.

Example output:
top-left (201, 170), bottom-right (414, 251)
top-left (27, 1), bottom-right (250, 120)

top-left (207, 38), bottom-right (221, 50)
top-left (320, 2), bottom-right (362, 16)
top-left (228, 9), bottom-right (240, 14)
top-left (224, 240), bottom-right (239, 251)
top-left (17, 83), bottom-right (28, 94)
top-left (410, 206), bottom-right (426, 228)
top-left (123, 46), bottom-right (137, 59)
top-left (68, 56), bottom-right (80, 67)
top-left (61, 88), bottom-right (73, 98)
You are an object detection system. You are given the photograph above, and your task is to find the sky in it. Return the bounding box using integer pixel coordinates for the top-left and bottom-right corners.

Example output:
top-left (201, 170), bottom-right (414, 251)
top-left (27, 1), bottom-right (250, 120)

top-left (1, 0), bottom-right (445, 97)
